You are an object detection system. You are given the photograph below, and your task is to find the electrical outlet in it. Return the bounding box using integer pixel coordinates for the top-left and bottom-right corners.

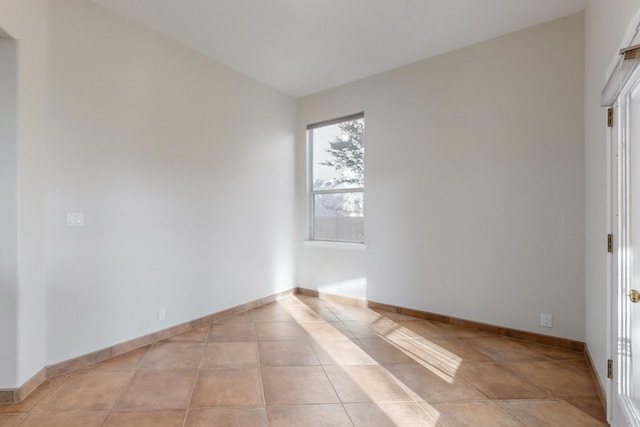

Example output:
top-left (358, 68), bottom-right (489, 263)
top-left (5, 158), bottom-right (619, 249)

top-left (158, 307), bottom-right (166, 321)
top-left (540, 313), bottom-right (553, 328)
top-left (67, 212), bottom-right (84, 227)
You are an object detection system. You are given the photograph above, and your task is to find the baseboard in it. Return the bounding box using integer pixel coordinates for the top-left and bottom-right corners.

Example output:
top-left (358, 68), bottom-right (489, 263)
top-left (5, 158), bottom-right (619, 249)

top-left (297, 287), bottom-right (584, 351)
top-left (0, 367), bottom-right (46, 404)
top-left (1, 287), bottom-right (296, 404)
top-left (0, 388), bottom-right (15, 404)
top-left (297, 287), bottom-right (368, 307)
top-left (3, 286), bottom-right (603, 406)
top-left (584, 344), bottom-right (608, 416)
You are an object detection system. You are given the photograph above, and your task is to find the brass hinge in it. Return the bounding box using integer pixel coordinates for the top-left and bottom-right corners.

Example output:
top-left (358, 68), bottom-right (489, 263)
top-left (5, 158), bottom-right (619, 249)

top-left (608, 234), bottom-right (614, 253)
top-left (608, 359), bottom-right (613, 379)
top-left (608, 107), bottom-right (614, 127)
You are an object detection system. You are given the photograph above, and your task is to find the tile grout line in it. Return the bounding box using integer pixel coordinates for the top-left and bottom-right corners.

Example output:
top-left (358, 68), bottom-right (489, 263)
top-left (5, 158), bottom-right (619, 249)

top-left (499, 359), bottom-right (601, 401)
top-left (25, 373), bottom-right (74, 415)
top-left (180, 322), bottom-right (212, 427)
top-left (99, 344), bottom-right (152, 426)
top-left (251, 319), bottom-right (269, 425)
top-left (287, 297), bottom-right (356, 426)
top-left (96, 369), bottom-right (137, 426)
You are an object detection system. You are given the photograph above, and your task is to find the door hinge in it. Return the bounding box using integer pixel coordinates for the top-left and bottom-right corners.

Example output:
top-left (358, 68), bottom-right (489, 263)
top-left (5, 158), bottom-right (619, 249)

top-left (608, 234), bottom-right (614, 253)
top-left (608, 359), bottom-right (613, 379)
top-left (608, 107), bottom-right (614, 127)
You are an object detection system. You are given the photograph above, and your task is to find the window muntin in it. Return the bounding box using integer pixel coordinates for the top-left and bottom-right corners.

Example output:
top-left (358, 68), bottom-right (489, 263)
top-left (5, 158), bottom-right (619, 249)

top-left (308, 113), bottom-right (364, 243)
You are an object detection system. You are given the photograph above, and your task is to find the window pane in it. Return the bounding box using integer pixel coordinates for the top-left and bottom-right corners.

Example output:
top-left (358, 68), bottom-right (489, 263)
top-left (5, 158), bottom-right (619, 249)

top-left (311, 117), bottom-right (364, 191)
top-left (313, 192), bottom-right (364, 242)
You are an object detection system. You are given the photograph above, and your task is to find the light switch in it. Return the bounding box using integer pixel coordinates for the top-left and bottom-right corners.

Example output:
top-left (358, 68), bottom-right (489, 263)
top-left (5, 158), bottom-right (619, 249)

top-left (540, 313), bottom-right (553, 328)
top-left (67, 212), bottom-right (84, 227)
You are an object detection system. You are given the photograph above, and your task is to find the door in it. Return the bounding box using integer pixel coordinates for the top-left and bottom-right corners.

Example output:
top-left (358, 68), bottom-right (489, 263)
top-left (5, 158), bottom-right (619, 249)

top-left (613, 66), bottom-right (640, 426)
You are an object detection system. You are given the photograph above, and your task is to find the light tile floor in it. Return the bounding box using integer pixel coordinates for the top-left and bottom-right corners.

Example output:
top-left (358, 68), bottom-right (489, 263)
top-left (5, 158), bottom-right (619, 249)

top-left (0, 294), bottom-right (607, 426)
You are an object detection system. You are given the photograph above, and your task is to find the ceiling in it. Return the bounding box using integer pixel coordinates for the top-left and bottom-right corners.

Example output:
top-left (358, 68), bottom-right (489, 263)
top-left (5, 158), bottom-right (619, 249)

top-left (91, 0), bottom-right (586, 98)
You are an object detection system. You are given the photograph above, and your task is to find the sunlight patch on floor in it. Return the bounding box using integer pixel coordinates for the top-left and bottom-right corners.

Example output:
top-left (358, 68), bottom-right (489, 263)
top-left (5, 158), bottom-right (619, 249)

top-left (281, 294), bottom-right (444, 426)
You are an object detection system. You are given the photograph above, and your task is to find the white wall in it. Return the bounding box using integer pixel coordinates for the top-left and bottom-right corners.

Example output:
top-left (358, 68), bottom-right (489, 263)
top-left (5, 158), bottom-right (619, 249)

top-left (0, 0), bottom-right (49, 389)
top-left (4, 0), bottom-right (629, 398)
top-left (584, 0), bottom-right (640, 401)
top-left (42, 0), bottom-right (297, 365)
top-left (0, 0), bottom-right (297, 387)
top-left (0, 37), bottom-right (18, 388)
top-left (298, 14), bottom-right (585, 340)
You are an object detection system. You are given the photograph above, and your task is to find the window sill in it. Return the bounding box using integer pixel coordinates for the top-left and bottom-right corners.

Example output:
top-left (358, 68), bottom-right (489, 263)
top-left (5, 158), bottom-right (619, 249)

top-left (303, 240), bottom-right (366, 251)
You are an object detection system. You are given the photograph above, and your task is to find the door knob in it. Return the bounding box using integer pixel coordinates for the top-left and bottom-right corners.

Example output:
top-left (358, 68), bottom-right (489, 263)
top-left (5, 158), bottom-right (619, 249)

top-left (629, 289), bottom-right (640, 303)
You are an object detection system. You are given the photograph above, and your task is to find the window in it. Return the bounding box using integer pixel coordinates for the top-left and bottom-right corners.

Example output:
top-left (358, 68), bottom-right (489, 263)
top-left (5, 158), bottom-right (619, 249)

top-left (308, 113), bottom-right (364, 243)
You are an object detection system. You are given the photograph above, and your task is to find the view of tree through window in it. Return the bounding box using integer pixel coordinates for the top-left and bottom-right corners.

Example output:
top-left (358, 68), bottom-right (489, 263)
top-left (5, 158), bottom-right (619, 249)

top-left (309, 114), bottom-right (364, 243)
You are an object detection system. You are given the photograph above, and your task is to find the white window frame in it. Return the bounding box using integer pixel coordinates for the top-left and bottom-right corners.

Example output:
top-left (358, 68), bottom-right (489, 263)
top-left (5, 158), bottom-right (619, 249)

top-left (307, 112), bottom-right (365, 244)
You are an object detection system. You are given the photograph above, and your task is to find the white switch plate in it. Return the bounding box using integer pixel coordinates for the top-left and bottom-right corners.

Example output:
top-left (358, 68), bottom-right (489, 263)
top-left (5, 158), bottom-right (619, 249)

top-left (540, 313), bottom-right (553, 328)
top-left (158, 307), bottom-right (166, 321)
top-left (67, 212), bottom-right (84, 227)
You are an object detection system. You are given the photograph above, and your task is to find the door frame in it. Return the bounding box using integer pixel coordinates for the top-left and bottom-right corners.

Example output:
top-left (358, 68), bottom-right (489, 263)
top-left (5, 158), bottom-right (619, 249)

top-left (609, 68), bottom-right (640, 426)
top-left (607, 9), bottom-right (640, 426)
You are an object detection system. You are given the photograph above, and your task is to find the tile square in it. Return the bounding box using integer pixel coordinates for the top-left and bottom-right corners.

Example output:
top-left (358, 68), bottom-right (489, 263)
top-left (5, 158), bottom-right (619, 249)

top-left (288, 308), bottom-right (327, 322)
top-left (395, 320), bottom-right (450, 339)
top-left (325, 305), bottom-right (363, 322)
top-left (423, 337), bottom-right (493, 363)
top-left (385, 338), bottom-right (463, 367)
top-left (326, 321), bottom-right (358, 339)
top-left (356, 338), bottom-right (417, 364)
top-left (0, 376), bottom-right (69, 414)
top-left (36, 371), bottom-right (132, 412)
top-left (384, 363), bottom-right (485, 403)
top-left (161, 325), bottom-right (210, 343)
top-left (288, 307), bottom-right (339, 322)
top-left (262, 366), bottom-right (339, 405)
top-left (457, 362), bottom-right (551, 399)
top-left (251, 306), bottom-right (295, 323)
top-left (0, 413), bottom-right (27, 426)
top-left (190, 368), bottom-right (263, 407)
top-left (208, 322), bottom-right (257, 342)
top-left (267, 404), bottom-right (352, 427)
top-left (465, 337), bottom-right (548, 361)
top-left (295, 295), bottom-right (329, 308)
top-left (498, 399), bottom-right (608, 426)
top-left (114, 369), bottom-right (196, 411)
top-left (519, 342), bottom-right (584, 360)
top-left (506, 360), bottom-right (599, 397)
top-left (256, 322), bottom-right (306, 340)
top-left (101, 410), bottom-right (185, 427)
top-left (367, 317), bottom-right (418, 339)
top-left (258, 340), bottom-right (319, 366)
top-left (200, 341), bottom-right (258, 369)
top-left (301, 321), bottom-right (353, 341)
top-left (185, 407), bottom-right (268, 427)
top-left (314, 308), bottom-right (342, 322)
top-left (566, 397), bottom-right (607, 422)
top-left (345, 402), bottom-right (438, 427)
top-left (216, 311), bottom-right (253, 324)
top-left (139, 343), bottom-right (204, 370)
top-left (80, 346), bottom-right (150, 372)
top-left (324, 365), bottom-right (412, 403)
top-left (18, 412), bottom-right (105, 427)
top-left (435, 323), bottom-right (494, 339)
top-left (431, 401), bottom-right (523, 426)
top-left (280, 296), bottom-right (320, 309)
top-left (373, 310), bottom-right (420, 322)
top-left (342, 321), bottom-right (380, 339)
top-left (310, 339), bottom-right (377, 366)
